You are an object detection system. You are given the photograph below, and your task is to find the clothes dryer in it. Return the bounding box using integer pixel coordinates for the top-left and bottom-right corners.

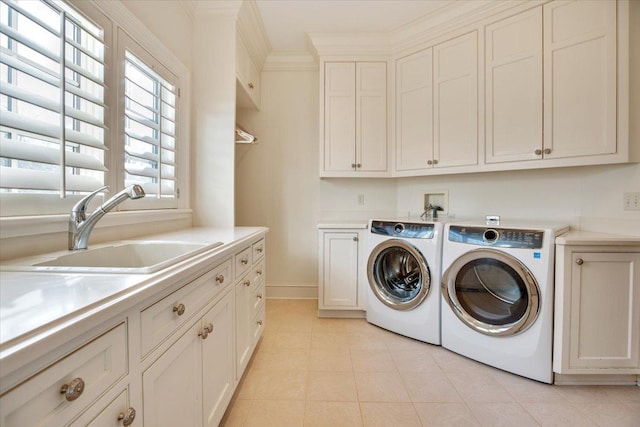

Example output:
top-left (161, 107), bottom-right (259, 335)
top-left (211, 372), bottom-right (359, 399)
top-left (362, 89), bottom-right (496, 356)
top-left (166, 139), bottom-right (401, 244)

top-left (440, 221), bottom-right (569, 383)
top-left (366, 219), bottom-right (444, 344)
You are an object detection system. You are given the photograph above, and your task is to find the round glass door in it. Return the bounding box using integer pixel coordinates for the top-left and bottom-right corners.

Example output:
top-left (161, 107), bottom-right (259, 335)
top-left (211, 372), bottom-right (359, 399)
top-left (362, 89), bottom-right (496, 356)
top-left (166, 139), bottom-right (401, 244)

top-left (441, 249), bottom-right (540, 336)
top-left (367, 239), bottom-right (431, 310)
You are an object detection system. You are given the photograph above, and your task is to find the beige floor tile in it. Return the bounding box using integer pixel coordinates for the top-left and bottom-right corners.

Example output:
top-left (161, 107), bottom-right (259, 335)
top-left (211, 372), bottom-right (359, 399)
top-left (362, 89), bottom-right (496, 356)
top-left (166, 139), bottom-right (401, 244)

top-left (343, 318), bottom-right (379, 335)
top-left (391, 348), bottom-right (443, 373)
top-left (355, 371), bottom-right (411, 402)
top-left (220, 399), bottom-right (252, 427)
top-left (400, 371), bottom-right (462, 403)
top-left (350, 349), bottom-right (396, 372)
top-left (277, 315), bottom-right (314, 333)
top-left (467, 402), bottom-right (539, 427)
top-left (573, 402), bottom-right (638, 427)
top-left (555, 385), bottom-right (629, 404)
top-left (312, 318), bottom-right (352, 334)
top-left (243, 400), bottom-right (305, 427)
top-left (360, 402), bottom-right (422, 427)
top-left (349, 332), bottom-right (389, 350)
top-left (492, 370), bottom-right (567, 403)
top-left (309, 348), bottom-right (353, 372)
top-left (521, 402), bottom-right (599, 427)
top-left (311, 332), bottom-right (350, 350)
top-left (385, 333), bottom-right (436, 352)
top-left (273, 332), bottom-right (312, 350)
top-left (413, 402), bottom-right (481, 426)
top-left (303, 401), bottom-right (362, 427)
top-left (250, 347), bottom-right (310, 371)
top-left (594, 385), bottom-right (640, 403)
top-left (306, 371), bottom-right (358, 401)
top-left (446, 371), bottom-right (515, 403)
top-left (237, 369), bottom-right (308, 400)
top-left (432, 351), bottom-right (495, 374)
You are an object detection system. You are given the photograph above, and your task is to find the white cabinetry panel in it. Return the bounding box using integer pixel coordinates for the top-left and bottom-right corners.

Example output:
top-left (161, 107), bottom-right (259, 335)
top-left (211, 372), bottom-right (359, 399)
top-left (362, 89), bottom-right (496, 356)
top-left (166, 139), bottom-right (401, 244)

top-left (356, 62), bottom-right (387, 172)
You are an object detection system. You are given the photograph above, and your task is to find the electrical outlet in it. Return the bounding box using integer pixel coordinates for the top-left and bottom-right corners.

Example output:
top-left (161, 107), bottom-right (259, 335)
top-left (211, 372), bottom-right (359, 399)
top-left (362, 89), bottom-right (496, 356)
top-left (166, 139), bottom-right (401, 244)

top-left (357, 194), bottom-right (365, 205)
top-left (623, 192), bottom-right (640, 210)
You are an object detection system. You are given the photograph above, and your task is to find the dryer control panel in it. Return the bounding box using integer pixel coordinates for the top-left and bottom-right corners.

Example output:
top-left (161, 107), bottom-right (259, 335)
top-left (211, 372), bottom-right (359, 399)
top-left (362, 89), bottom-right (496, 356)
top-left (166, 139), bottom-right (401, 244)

top-left (449, 226), bottom-right (544, 249)
top-left (371, 221), bottom-right (434, 239)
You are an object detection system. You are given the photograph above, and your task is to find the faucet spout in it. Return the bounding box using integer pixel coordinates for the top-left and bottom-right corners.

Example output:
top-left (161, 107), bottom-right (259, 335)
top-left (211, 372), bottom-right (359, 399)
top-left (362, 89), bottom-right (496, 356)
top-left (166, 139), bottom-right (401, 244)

top-left (69, 184), bottom-right (145, 250)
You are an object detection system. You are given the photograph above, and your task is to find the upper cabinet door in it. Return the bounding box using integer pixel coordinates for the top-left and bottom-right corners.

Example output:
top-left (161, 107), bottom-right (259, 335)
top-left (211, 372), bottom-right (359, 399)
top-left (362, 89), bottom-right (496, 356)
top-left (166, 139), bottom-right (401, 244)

top-left (395, 48), bottom-right (433, 172)
top-left (433, 31), bottom-right (478, 168)
top-left (543, 0), bottom-right (617, 159)
top-left (324, 62), bottom-right (357, 172)
top-left (485, 7), bottom-right (543, 164)
top-left (356, 62), bottom-right (388, 172)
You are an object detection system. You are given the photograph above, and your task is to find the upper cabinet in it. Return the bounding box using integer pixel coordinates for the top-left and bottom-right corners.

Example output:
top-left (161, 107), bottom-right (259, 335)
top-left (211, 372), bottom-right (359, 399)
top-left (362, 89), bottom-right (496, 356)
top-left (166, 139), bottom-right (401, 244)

top-left (321, 61), bottom-right (388, 177)
top-left (236, 35), bottom-right (261, 109)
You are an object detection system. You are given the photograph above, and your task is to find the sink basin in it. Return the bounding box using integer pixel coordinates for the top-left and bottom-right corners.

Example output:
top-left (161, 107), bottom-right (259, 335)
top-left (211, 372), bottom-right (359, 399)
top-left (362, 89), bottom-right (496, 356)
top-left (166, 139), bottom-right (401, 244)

top-left (3, 241), bottom-right (223, 274)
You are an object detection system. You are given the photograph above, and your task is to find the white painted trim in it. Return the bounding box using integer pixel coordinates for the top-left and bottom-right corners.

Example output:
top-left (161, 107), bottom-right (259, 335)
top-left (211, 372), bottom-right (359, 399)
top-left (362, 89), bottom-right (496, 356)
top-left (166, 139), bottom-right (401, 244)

top-left (308, 32), bottom-right (391, 57)
top-left (237, 0), bottom-right (271, 69)
top-left (554, 373), bottom-right (640, 386)
top-left (263, 51), bottom-right (318, 71)
top-left (0, 209), bottom-right (192, 239)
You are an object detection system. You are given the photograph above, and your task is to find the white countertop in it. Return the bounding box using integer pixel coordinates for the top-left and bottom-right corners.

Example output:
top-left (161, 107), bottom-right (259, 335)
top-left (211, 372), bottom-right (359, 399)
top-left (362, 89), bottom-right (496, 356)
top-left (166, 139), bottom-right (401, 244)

top-left (555, 230), bottom-right (640, 246)
top-left (0, 226), bottom-right (267, 361)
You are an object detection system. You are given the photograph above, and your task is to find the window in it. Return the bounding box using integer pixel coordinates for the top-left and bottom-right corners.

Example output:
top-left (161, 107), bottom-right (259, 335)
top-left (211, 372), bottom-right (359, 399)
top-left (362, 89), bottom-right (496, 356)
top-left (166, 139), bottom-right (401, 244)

top-left (0, 0), bottom-right (108, 216)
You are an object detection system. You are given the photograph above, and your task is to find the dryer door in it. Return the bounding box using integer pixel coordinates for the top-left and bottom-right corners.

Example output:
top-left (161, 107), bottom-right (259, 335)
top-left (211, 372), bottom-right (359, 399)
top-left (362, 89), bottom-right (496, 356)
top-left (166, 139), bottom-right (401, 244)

top-left (442, 248), bottom-right (540, 336)
top-left (367, 239), bottom-right (431, 310)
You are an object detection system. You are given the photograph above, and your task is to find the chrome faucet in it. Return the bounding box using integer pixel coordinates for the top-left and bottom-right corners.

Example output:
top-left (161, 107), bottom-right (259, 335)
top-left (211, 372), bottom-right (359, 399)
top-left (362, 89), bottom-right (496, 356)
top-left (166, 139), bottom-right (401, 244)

top-left (69, 185), bottom-right (145, 250)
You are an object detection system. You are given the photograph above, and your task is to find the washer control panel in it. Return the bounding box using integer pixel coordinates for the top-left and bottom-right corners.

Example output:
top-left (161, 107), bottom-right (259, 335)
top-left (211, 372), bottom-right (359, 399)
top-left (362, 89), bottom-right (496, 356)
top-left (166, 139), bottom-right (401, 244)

top-left (371, 221), bottom-right (434, 239)
top-left (448, 226), bottom-right (544, 249)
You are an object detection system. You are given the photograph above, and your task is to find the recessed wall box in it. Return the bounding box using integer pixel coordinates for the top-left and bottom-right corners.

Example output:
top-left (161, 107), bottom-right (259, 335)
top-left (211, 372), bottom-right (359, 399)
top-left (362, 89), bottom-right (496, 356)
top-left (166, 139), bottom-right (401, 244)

top-left (423, 190), bottom-right (449, 216)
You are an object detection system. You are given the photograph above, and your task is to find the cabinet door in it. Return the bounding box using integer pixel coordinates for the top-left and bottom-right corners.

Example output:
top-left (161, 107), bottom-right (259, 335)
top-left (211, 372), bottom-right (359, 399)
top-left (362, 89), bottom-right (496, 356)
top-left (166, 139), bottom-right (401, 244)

top-left (321, 232), bottom-right (359, 308)
top-left (356, 62), bottom-right (387, 172)
top-left (568, 252), bottom-right (640, 370)
top-left (324, 62), bottom-right (356, 172)
top-left (433, 31), bottom-right (478, 168)
top-left (486, 7), bottom-right (542, 163)
top-left (202, 291), bottom-right (234, 427)
top-left (543, 0), bottom-right (617, 159)
top-left (143, 322), bottom-right (203, 427)
top-left (396, 48), bottom-right (433, 171)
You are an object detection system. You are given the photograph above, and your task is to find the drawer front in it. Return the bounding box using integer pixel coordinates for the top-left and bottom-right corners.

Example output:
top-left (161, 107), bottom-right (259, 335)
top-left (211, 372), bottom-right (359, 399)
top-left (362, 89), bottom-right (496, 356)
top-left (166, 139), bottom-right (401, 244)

top-left (69, 388), bottom-right (130, 427)
top-left (252, 281), bottom-right (265, 317)
top-left (251, 306), bottom-right (265, 346)
top-left (234, 247), bottom-right (252, 279)
top-left (252, 259), bottom-right (265, 284)
top-left (0, 323), bottom-right (127, 427)
top-left (141, 259), bottom-right (232, 357)
top-left (252, 238), bottom-right (265, 261)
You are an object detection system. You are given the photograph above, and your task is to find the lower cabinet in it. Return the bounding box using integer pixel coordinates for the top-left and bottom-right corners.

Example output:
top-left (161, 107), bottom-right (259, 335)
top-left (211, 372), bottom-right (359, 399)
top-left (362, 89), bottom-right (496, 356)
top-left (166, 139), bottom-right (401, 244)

top-left (235, 258), bottom-right (266, 379)
top-left (554, 243), bottom-right (640, 374)
top-left (143, 289), bottom-right (234, 427)
top-left (318, 228), bottom-right (366, 313)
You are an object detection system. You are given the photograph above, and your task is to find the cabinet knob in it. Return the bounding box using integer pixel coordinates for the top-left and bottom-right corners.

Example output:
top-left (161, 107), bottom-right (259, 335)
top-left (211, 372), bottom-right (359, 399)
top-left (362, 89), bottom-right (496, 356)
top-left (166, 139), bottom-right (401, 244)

top-left (356, 163), bottom-right (361, 168)
top-left (173, 303), bottom-right (185, 316)
top-left (60, 377), bottom-right (85, 401)
top-left (352, 236), bottom-right (358, 242)
top-left (215, 274), bottom-right (225, 284)
top-left (575, 258), bottom-right (584, 265)
top-left (199, 323), bottom-right (213, 339)
top-left (117, 407), bottom-right (136, 426)
top-left (351, 163), bottom-right (356, 169)
top-left (534, 148), bottom-right (542, 155)
top-left (244, 279), bottom-right (251, 287)
top-left (257, 293), bottom-right (263, 299)
top-left (256, 246), bottom-right (263, 253)
top-left (257, 320), bottom-right (263, 326)
top-left (241, 258), bottom-right (249, 265)
top-left (256, 269), bottom-right (263, 276)
top-left (427, 160), bottom-right (433, 165)
top-left (248, 82), bottom-right (254, 90)
top-left (433, 159), bottom-right (439, 165)
top-left (543, 148), bottom-right (551, 155)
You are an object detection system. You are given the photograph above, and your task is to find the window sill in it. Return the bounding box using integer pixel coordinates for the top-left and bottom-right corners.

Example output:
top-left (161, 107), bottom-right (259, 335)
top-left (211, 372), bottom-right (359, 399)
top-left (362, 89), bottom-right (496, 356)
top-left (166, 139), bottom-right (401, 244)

top-left (0, 209), bottom-right (193, 239)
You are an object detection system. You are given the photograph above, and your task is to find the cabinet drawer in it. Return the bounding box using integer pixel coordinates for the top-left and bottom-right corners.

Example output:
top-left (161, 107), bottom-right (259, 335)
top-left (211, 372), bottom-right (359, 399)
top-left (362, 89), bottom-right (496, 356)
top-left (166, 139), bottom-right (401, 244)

top-left (252, 281), bottom-right (265, 318)
top-left (252, 238), bottom-right (265, 261)
top-left (0, 323), bottom-right (127, 427)
top-left (234, 246), bottom-right (252, 279)
top-left (141, 259), bottom-right (232, 356)
top-left (252, 259), bottom-right (265, 284)
top-left (69, 388), bottom-right (131, 427)
top-left (251, 306), bottom-right (265, 345)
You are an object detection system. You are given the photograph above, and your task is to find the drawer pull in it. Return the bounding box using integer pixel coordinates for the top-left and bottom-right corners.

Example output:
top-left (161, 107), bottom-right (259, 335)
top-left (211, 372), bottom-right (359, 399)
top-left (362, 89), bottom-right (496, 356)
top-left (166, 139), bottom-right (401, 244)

top-left (117, 407), bottom-right (136, 426)
top-left (575, 258), bottom-right (584, 265)
top-left (534, 148), bottom-right (542, 155)
top-left (199, 323), bottom-right (214, 339)
top-left (543, 148), bottom-right (551, 155)
top-left (256, 246), bottom-right (263, 253)
top-left (215, 274), bottom-right (225, 284)
top-left (257, 320), bottom-right (263, 326)
top-left (257, 293), bottom-right (263, 299)
top-left (60, 377), bottom-right (85, 401)
top-left (256, 270), bottom-right (263, 276)
top-left (244, 280), bottom-right (251, 287)
top-left (241, 258), bottom-right (249, 265)
top-left (173, 303), bottom-right (186, 316)
top-left (248, 82), bottom-right (254, 90)
top-left (427, 160), bottom-right (433, 165)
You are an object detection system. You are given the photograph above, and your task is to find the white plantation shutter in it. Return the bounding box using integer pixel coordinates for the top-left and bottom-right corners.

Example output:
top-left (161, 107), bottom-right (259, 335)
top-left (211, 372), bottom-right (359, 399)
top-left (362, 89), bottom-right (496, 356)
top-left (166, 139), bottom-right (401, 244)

top-left (0, 0), bottom-right (107, 197)
top-left (123, 49), bottom-right (177, 201)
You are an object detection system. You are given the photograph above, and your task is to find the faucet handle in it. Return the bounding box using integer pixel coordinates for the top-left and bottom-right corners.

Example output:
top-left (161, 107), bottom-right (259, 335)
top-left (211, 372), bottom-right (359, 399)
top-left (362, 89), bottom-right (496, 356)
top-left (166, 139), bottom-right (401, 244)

top-left (71, 186), bottom-right (108, 214)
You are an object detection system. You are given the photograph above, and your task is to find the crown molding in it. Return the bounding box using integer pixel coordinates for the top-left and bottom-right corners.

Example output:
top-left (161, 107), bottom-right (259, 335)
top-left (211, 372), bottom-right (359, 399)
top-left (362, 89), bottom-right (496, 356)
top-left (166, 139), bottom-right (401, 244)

top-left (308, 32), bottom-right (391, 57)
top-left (237, 0), bottom-right (271, 69)
top-left (262, 50), bottom-right (318, 72)
top-left (193, 0), bottom-right (242, 15)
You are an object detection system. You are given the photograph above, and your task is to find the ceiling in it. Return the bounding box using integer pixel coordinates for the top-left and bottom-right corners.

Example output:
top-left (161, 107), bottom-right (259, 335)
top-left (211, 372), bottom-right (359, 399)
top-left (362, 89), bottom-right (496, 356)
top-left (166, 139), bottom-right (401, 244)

top-left (253, 0), bottom-right (453, 51)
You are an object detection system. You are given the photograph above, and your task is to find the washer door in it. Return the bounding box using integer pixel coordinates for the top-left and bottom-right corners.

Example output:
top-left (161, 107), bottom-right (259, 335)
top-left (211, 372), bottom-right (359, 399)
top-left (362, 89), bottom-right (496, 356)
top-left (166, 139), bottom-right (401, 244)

top-left (441, 249), bottom-right (540, 336)
top-left (367, 239), bottom-right (431, 310)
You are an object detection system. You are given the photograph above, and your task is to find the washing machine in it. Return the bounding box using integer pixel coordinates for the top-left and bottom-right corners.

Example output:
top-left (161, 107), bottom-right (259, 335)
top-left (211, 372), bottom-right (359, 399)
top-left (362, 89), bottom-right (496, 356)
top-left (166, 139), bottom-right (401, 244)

top-left (366, 219), bottom-right (444, 344)
top-left (440, 220), bottom-right (569, 383)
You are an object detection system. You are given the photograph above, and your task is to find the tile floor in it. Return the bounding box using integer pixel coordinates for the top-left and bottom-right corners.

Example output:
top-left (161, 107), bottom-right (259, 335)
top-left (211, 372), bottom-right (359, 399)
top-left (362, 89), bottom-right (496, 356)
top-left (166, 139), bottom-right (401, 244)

top-left (220, 299), bottom-right (640, 427)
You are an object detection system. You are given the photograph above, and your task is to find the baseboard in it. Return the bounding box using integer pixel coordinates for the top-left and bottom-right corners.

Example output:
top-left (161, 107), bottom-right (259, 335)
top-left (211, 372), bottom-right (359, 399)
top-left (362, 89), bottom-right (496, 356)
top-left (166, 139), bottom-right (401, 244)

top-left (265, 283), bottom-right (317, 299)
top-left (554, 373), bottom-right (640, 386)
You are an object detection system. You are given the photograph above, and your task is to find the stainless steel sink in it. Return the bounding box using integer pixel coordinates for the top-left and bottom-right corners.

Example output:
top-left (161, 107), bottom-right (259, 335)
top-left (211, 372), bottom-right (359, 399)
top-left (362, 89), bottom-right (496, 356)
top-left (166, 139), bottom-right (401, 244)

top-left (2, 241), bottom-right (223, 274)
